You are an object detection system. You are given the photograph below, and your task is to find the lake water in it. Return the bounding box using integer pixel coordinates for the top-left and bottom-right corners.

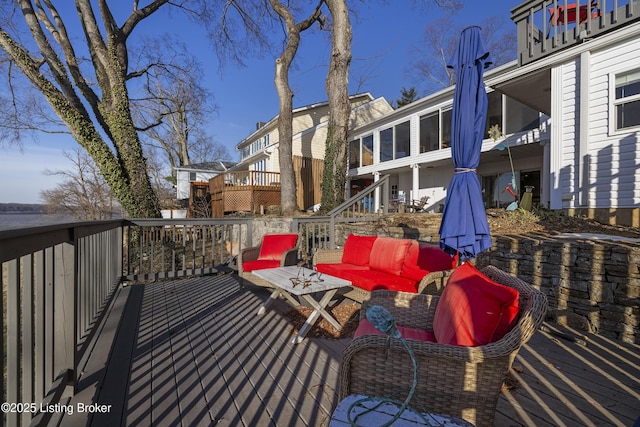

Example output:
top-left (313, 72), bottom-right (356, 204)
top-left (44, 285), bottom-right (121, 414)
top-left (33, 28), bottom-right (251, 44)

top-left (0, 213), bottom-right (77, 230)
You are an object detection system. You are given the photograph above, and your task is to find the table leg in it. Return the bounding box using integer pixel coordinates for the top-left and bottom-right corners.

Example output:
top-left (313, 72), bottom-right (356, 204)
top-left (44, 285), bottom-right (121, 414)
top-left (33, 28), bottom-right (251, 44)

top-left (257, 287), bottom-right (300, 315)
top-left (293, 289), bottom-right (340, 344)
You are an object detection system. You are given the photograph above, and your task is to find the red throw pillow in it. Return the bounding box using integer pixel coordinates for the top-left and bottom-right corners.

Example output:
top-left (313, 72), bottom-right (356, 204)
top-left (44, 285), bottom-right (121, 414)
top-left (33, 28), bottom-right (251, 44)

top-left (369, 237), bottom-right (411, 275)
top-left (341, 234), bottom-right (378, 266)
top-left (433, 263), bottom-right (520, 346)
top-left (258, 234), bottom-right (299, 260)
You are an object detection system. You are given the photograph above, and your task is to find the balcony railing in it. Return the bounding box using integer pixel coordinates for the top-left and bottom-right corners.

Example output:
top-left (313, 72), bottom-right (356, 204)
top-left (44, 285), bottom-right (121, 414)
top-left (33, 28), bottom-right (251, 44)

top-left (512, 0), bottom-right (639, 65)
top-left (209, 171), bottom-right (281, 217)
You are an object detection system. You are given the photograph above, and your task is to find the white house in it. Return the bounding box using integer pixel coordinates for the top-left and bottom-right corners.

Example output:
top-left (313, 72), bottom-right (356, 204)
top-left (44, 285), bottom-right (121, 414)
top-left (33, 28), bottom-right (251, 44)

top-left (174, 161), bottom-right (236, 200)
top-left (231, 93), bottom-right (393, 210)
top-left (347, 0), bottom-right (640, 227)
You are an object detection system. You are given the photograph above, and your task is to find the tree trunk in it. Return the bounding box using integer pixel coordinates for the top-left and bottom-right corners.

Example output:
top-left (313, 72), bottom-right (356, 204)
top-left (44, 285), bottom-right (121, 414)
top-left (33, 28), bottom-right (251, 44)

top-left (321, 0), bottom-right (352, 212)
top-left (269, 0), bottom-right (323, 215)
top-left (273, 55), bottom-right (297, 215)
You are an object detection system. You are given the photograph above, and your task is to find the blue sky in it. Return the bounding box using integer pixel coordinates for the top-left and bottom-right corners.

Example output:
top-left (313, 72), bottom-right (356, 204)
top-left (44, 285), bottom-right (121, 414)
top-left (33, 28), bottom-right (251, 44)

top-left (0, 1), bottom-right (517, 204)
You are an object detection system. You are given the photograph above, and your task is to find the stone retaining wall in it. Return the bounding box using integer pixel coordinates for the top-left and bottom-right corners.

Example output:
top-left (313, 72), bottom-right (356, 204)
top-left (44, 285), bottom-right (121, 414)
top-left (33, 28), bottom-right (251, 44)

top-left (333, 224), bottom-right (640, 344)
top-left (476, 234), bottom-right (640, 344)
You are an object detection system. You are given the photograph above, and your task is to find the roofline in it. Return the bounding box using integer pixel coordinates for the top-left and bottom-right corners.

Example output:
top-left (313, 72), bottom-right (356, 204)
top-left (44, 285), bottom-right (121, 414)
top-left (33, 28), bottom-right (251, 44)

top-left (235, 92), bottom-right (375, 149)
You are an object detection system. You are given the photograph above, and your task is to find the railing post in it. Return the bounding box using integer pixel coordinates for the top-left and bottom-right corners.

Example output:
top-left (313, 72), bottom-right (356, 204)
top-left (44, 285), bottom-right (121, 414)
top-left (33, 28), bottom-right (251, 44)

top-left (56, 240), bottom-right (76, 394)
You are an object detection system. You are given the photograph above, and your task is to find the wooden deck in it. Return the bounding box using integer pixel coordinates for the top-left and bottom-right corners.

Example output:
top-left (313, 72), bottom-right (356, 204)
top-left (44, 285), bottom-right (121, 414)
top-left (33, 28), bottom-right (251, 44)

top-left (57, 274), bottom-right (640, 427)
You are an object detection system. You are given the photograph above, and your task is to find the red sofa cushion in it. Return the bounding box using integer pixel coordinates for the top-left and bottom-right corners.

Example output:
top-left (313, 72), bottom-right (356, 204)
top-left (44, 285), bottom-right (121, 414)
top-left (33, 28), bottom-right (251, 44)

top-left (315, 263), bottom-right (369, 278)
top-left (369, 237), bottom-right (411, 275)
top-left (340, 270), bottom-right (419, 293)
top-left (342, 234), bottom-right (378, 266)
top-left (354, 318), bottom-right (436, 342)
top-left (242, 259), bottom-right (281, 272)
top-left (258, 234), bottom-right (298, 260)
top-left (401, 241), bottom-right (458, 282)
top-left (433, 263), bottom-right (520, 346)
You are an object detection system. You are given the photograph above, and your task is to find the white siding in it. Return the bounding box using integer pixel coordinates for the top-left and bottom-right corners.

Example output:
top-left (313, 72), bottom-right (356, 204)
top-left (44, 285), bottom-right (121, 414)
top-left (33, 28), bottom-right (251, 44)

top-left (587, 36), bottom-right (640, 208)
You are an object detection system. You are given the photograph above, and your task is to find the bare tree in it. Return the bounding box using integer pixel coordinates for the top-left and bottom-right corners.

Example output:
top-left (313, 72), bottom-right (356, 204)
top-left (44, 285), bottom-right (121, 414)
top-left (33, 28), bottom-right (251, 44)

top-left (130, 35), bottom-right (228, 184)
top-left (41, 148), bottom-right (119, 220)
top-left (319, 0), bottom-right (461, 211)
top-left (268, 0), bottom-right (324, 215)
top-left (0, 1), bottom-right (195, 217)
top-left (409, 15), bottom-right (517, 95)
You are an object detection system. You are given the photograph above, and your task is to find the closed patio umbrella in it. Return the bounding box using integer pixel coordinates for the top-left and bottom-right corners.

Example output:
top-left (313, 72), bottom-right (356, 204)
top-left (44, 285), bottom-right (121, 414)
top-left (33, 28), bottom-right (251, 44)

top-left (439, 26), bottom-right (493, 260)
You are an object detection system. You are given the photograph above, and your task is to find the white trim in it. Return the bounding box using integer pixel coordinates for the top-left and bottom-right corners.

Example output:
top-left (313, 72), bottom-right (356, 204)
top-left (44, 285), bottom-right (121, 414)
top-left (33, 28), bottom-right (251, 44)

top-left (609, 66), bottom-right (640, 135)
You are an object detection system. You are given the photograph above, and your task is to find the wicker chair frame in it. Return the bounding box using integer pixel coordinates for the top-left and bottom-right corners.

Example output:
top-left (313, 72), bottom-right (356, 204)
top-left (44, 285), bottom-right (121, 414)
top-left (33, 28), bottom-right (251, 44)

top-left (338, 265), bottom-right (548, 427)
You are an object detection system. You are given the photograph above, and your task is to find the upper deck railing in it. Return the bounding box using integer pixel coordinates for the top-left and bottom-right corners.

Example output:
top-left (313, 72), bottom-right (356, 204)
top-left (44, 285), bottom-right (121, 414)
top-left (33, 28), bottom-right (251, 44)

top-left (512, 0), bottom-right (639, 65)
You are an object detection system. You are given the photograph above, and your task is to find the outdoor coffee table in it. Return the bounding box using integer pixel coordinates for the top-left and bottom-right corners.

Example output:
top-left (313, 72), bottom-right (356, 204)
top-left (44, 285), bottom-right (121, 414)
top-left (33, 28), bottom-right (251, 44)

top-left (253, 265), bottom-right (352, 344)
top-left (330, 394), bottom-right (474, 426)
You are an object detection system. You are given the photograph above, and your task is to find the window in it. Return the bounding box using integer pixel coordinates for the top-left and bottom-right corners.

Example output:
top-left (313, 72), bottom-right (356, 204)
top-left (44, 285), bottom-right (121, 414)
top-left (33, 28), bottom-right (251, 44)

top-left (419, 112), bottom-right (439, 153)
top-left (380, 128), bottom-right (393, 161)
top-left (189, 172), bottom-right (197, 182)
top-left (485, 91), bottom-right (503, 136)
top-left (362, 135), bottom-right (373, 166)
top-left (441, 108), bottom-right (452, 149)
top-left (395, 121), bottom-right (411, 159)
top-left (349, 139), bottom-right (360, 169)
top-left (505, 97), bottom-right (540, 134)
top-left (614, 69), bottom-right (640, 130)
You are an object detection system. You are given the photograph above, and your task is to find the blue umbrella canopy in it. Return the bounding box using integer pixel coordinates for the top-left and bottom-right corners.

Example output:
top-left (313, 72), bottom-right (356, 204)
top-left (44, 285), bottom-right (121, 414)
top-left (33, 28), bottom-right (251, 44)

top-left (439, 26), bottom-right (493, 260)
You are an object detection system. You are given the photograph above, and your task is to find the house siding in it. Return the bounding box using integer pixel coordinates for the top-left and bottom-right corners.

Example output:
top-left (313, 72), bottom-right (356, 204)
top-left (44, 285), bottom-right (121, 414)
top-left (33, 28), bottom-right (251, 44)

top-left (587, 36), bottom-right (640, 209)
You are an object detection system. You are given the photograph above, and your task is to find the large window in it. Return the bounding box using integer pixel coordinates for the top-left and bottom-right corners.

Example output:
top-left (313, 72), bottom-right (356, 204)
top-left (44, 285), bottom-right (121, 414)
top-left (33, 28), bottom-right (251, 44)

top-left (349, 139), bottom-right (360, 169)
top-left (419, 112), bottom-right (439, 153)
top-left (485, 91), bottom-right (503, 136)
top-left (614, 69), bottom-right (640, 130)
top-left (380, 128), bottom-right (393, 161)
top-left (362, 135), bottom-right (373, 166)
top-left (349, 135), bottom-right (374, 169)
top-left (395, 121), bottom-right (411, 159)
top-left (505, 97), bottom-right (540, 133)
top-left (441, 108), bottom-right (452, 149)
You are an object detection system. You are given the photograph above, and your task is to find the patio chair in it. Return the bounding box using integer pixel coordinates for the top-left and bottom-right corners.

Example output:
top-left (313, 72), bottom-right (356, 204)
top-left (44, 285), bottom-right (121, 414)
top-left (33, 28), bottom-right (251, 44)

top-left (338, 264), bottom-right (548, 427)
top-left (237, 233), bottom-right (299, 288)
top-left (408, 196), bottom-right (429, 212)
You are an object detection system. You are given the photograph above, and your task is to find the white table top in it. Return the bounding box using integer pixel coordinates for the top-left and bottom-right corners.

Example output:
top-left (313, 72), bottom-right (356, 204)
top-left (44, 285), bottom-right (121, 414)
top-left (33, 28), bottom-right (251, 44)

top-left (330, 394), bottom-right (475, 426)
top-left (252, 266), bottom-right (351, 296)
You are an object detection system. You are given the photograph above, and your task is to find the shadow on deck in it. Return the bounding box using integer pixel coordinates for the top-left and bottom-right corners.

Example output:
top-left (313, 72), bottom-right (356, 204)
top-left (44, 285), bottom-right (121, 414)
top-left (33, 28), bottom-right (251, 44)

top-left (59, 274), bottom-right (639, 427)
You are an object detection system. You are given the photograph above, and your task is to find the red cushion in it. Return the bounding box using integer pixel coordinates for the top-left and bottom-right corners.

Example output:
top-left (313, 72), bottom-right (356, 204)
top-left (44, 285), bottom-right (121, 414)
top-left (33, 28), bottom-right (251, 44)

top-left (315, 263), bottom-right (369, 278)
top-left (258, 234), bottom-right (298, 260)
top-left (402, 241), bottom-right (457, 282)
top-left (340, 270), bottom-right (418, 293)
top-left (354, 318), bottom-right (436, 342)
top-left (433, 263), bottom-right (520, 346)
top-left (369, 238), bottom-right (411, 275)
top-left (242, 259), bottom-right (281, 272)
top-left (341, 234), bottom-right (378, 266)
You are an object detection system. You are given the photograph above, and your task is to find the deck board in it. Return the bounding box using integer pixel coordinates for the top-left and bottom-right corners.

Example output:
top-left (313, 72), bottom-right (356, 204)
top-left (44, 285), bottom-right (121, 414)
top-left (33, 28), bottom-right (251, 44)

top-left (63, 274), bottom-right (640, 427)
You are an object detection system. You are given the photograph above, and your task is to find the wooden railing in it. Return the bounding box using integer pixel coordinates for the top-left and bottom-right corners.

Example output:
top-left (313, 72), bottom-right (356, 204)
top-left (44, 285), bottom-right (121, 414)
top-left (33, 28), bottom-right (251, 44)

top-left (209, 171), bottom-right (281, 217)
top-left (512, 0), bottom-right (639, 65)
top-left (0, 217), bottom-right (250, 426)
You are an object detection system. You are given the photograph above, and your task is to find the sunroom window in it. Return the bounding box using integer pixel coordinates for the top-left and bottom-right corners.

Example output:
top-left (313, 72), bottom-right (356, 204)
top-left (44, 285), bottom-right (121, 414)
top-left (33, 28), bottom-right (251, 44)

top-left (614, 69), bottom-right (640, 130)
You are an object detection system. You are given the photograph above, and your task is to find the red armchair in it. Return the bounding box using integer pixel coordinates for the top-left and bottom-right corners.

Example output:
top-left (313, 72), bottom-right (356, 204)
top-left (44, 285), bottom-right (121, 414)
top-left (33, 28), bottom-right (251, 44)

top-left (238, 233), bottom-right (299, 287)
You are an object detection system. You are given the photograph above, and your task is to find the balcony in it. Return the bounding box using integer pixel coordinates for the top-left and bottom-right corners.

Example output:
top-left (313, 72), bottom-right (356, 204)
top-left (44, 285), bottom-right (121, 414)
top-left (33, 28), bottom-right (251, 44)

top-left (1, 219), bottom-right (639, 426)
top-left (209, 171), bottom-right (281, 218)
top-left (512, 0), bottom-right (640, 65)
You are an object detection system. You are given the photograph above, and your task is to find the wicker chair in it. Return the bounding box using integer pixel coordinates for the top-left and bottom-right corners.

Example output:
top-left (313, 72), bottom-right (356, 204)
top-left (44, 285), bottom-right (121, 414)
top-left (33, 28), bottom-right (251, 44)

top-left (237, 233), bottom-right (299, 288)
top-left (338, 265), bottom-right (548, 427)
